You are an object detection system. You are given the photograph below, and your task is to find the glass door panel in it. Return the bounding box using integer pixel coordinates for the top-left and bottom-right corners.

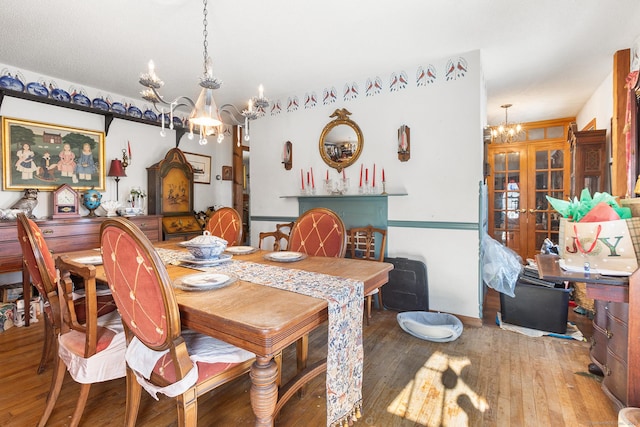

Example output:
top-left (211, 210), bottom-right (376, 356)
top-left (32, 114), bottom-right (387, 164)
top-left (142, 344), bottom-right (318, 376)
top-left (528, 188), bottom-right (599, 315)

top-left (487, 138), bottom-right (570, 261)
top-left (488, 149), bottom-right (527, 255)
top-left (529, 144), bottom-right (569, 259)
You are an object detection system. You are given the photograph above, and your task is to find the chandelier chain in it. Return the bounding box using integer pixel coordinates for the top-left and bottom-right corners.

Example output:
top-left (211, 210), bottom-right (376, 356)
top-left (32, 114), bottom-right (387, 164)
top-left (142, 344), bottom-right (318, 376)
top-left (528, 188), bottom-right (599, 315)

top-left (202, 0), bottom-right (209, 73)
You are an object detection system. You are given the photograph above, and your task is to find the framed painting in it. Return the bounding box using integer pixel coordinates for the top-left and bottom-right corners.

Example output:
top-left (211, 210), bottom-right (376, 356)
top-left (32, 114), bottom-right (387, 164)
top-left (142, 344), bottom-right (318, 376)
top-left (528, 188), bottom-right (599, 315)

top-left (183, 151), bottom-right (212, 184)
top-left (2, 117), bottom-right (106, 191)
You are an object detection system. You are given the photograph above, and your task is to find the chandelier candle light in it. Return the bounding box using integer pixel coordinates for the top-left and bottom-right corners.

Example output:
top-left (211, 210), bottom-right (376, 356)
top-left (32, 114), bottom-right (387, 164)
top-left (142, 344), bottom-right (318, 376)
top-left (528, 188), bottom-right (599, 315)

top-left (138, 0), bottom-right (269, 145)
top-left (490, 104), bottom-right (523, 143)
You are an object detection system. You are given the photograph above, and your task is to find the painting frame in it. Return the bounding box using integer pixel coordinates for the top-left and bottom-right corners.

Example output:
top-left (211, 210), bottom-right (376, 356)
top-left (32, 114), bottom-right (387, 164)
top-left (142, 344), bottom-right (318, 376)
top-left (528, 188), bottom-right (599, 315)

top-left (183, 151), bottom-right (212, 184)
top-left (2, 117), bottom-right (106, 191)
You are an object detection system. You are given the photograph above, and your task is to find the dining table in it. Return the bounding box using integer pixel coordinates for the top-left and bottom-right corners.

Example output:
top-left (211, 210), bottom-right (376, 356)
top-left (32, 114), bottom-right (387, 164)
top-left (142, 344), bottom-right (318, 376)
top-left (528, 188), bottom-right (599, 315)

top-left (55, 241), bottom-right (393, 427)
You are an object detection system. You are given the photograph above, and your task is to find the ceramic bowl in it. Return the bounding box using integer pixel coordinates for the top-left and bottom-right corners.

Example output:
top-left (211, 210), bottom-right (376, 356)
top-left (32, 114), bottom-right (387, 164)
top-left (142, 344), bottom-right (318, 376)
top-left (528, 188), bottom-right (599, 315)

top-left (179, 231), bottom-right (228, 259)
top-left (101, 200), bottom-right (120, 217)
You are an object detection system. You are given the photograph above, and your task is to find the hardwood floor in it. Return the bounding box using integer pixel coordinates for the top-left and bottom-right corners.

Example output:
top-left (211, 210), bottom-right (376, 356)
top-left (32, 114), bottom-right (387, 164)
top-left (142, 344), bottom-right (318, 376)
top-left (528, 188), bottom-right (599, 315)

top-left (0, 289), bottom-right (617, 426)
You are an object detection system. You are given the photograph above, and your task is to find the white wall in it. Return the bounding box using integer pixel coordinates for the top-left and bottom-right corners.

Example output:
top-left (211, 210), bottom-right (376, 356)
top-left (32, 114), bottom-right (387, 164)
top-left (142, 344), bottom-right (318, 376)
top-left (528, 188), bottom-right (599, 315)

top-left (577, 72), bottom-right (613, 133)
top-left (249, 50), bottom-right (485, 319)
top-left (0, 62), bottom-right (233, 219)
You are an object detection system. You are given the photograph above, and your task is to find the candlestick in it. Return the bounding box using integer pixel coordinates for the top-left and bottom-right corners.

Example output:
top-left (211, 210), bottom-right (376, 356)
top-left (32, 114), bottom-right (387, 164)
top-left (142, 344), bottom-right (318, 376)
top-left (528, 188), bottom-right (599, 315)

top-left (311, 167), bottom-right (315, 188)
top-left (373, 164), bottom-right (376, 187)
top-left (301, 169), bottom-right (305, 190)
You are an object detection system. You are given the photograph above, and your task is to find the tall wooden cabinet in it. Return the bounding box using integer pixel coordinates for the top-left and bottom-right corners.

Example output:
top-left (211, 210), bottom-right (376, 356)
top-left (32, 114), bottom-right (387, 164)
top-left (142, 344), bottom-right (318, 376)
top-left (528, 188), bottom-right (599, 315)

top-left (147, 148), bottom-right (202, 240)
top-left (568, 124), bottom-right (607, 197)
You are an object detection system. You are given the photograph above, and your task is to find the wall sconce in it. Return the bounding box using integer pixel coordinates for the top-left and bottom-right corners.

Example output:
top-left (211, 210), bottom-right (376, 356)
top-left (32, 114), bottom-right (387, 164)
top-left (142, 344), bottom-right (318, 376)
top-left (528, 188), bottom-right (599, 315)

top-left (398, 125), bottom-right (410, 162)
top-left (121, 148), bottom-right (129, 171)
top-left (107, 159), bottom-right (127, 201)
top-left (282, 141), bottom-right (292, 170)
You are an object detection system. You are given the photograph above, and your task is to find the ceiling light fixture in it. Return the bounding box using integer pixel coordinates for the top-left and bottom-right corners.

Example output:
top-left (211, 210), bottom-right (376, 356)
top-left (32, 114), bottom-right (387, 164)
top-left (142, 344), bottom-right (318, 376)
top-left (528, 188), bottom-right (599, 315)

top-left (490, 104), bottom-right (523, 143)
top-left (138, 0), bottom-right (268, 145)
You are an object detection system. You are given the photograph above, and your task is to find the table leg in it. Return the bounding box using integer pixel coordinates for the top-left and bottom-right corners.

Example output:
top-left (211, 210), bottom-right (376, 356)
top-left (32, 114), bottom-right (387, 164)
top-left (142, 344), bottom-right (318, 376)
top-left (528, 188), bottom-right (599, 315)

top-left (22, 262), bottom-right (32, 327)
top-left (250, 355), bottom-right (279, 427)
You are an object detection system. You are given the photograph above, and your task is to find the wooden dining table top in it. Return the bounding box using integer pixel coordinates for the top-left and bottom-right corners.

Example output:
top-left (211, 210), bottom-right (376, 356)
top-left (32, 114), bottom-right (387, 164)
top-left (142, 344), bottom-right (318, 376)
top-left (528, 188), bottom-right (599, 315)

top-left (60, 242), bottom-right (394, 357)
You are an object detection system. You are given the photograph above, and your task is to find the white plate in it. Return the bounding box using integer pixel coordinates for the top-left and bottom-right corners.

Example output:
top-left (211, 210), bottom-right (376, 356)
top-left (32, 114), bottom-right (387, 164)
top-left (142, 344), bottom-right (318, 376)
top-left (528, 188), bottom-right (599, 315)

top-left (174, 273), bottom-right (236, 291)
top-left (264, 251), bottom-right (307, 262)
top-left (179, 253), bottom-right (232, 266)
top-left (71, 255), bottom-right (103, 265)
top-left (225, 246), bottom-right (257, 255)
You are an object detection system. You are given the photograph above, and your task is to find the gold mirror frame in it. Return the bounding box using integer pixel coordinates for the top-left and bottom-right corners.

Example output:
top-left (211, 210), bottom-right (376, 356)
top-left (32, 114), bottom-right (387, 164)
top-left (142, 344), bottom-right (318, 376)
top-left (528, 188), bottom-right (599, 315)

top-left (319, 108), bottom-right (363, 173)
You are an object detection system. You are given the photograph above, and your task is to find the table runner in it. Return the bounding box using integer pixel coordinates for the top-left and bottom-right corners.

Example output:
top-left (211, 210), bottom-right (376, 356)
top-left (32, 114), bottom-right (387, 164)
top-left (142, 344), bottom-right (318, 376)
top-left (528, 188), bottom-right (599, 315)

top-left (157, 248), bottom-right (363, 427)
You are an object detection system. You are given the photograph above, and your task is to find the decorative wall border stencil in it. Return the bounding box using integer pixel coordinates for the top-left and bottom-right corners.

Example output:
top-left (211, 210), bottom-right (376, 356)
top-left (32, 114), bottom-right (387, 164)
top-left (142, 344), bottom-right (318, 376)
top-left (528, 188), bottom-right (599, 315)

top-left (322, 87), bottom-right (337, 105)
top-left (389, 71), bottom-right (408, 91)
top-left (445, 57), bottom-right (468, 81)
top-left (416, 64), bottom-right (437, 86)
top-left (343, 82), bottom-right (359, 101)
top-left (287, 96), bottom-right (299, 112)
top-left (304, 92), bottom-right (318, 109)
top-left (365, 76), bottom-right (383, 97)
top-left (270, 99), bottom-right (282, 115)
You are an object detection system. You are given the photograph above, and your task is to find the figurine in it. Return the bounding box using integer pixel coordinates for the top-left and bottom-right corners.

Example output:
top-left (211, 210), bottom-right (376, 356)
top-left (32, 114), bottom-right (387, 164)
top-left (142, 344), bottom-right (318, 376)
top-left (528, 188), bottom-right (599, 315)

top-left (0, 188), bottom-right (39, 220)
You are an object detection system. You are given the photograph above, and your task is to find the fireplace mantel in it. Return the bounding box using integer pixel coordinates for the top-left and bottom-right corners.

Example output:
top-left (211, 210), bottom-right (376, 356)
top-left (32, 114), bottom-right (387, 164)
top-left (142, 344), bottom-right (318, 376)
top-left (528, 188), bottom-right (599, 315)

top-left (282, 193), bottom-right (407, 229)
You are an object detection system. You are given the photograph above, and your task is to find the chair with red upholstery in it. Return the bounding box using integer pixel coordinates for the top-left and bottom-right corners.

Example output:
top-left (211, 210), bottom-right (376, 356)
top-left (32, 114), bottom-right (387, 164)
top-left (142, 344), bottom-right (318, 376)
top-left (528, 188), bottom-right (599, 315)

top-left (100, 218), bottom-right (255, 426)
top-left (288, 208), bottom-right (347, 381)
top-left (348, 225), bottom-right (387, 324)
top-left (288, 208), bottom-right (347, 257)
top-left (38, 255), bottom-right (126, 427)
top-left (16, 212), bottom-right (115, 374)
top-left (205, 207), bottom-right (243, 246)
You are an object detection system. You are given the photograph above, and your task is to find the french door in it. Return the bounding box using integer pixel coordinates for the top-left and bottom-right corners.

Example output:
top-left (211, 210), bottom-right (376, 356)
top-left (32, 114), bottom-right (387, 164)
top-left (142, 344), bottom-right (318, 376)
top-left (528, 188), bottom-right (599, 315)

top-left (488, 140), bottom-right (570, 260)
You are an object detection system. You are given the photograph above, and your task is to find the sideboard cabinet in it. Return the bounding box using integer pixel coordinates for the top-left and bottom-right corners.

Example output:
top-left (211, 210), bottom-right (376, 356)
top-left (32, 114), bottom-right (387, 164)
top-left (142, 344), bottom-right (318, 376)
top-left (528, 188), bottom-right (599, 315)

top-left (0, 215), bottom-right (162, 274)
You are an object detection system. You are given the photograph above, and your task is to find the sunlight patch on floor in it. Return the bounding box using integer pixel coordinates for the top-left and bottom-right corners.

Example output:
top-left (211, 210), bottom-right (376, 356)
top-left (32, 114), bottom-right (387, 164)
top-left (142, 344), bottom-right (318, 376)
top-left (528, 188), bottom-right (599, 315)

top-left (386, 351), bottom-right (489, 426)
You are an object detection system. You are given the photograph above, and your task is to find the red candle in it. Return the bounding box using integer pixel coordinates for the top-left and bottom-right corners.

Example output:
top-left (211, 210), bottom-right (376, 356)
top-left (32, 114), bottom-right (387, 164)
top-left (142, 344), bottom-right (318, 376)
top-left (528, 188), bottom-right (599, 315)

top-left (311, 167), bottom-right (315, 188)
top-left (343, 169), bottom-right (346, 180)
top-left (307, 171), bottom-right (310, 185)
top-left (382, 168), bottom-right (386, 182)
top-left (359, 164), bottom-right (363, 187)
top-left (326, 170), bottom-right (329, 181)
top-left (373, 164), bottom-right (376, 187)
top-left (365, 168), bottom-right (368, 182)
top-left (301, 169), bottom-right (305, 189)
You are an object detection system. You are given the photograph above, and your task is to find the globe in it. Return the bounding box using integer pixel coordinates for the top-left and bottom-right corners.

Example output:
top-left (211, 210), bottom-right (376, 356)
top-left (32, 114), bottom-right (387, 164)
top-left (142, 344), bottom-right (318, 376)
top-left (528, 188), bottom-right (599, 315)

top-left (82, 188), bottom-right (102, 217)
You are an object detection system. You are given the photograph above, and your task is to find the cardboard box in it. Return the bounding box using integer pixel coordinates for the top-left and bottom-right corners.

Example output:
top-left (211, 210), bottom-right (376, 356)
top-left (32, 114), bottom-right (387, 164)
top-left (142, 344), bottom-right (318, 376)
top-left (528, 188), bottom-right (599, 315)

top-left (500, 280), bottom-right (570, 334)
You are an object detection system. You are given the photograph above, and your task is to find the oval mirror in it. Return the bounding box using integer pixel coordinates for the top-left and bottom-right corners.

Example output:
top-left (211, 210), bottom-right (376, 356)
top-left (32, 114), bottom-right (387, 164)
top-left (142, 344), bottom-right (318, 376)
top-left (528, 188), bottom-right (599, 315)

top-left (319, 108), bottom-right (363, 172)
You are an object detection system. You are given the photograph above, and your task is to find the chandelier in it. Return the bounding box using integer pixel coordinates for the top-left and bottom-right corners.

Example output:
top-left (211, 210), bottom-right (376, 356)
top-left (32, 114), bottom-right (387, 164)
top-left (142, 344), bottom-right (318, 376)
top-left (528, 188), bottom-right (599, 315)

top-left (490, 104), bottom-right (523, 143)
top-left (138, 0), bottom-right (269, 145)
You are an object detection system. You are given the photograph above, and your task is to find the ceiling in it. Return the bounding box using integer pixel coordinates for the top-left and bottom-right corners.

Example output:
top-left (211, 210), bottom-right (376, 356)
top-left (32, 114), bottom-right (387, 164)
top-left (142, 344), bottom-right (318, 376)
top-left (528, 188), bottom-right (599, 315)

top-left (0, 0), bottom-right (639, 127)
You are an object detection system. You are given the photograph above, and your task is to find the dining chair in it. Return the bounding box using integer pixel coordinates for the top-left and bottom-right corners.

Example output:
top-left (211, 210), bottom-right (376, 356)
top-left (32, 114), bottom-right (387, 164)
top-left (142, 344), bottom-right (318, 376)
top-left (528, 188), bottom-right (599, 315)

top-left (16, 212), bottom-right (115, 374)
top-left (288, 208), bottom-right (347, 387)
top-left (258, 221), bottom-right (294, 251)
top-left (288, 208), bottom-right (347, 257)
top-left (38, 255), bottom-right (126, 427)
top-left (100, 218), bottom-right (255, 426)
top-left (348, 225), bottom-right (387, 324)
top-left (205, 206), bottom-right (243, 246)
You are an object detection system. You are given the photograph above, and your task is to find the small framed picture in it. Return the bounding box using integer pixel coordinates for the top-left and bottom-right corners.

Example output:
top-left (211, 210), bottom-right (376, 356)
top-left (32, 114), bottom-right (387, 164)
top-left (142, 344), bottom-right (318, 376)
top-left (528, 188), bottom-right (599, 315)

top-left (222, 165), bottom-right (232, 181)
top-left (183, 151), bottom-right (212, 184)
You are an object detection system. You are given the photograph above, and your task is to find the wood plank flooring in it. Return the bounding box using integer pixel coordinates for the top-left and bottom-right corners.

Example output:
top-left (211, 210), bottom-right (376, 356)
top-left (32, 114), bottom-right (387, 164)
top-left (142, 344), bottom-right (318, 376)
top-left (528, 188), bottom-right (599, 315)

top-left (0, 289), bottom-right (618, 426)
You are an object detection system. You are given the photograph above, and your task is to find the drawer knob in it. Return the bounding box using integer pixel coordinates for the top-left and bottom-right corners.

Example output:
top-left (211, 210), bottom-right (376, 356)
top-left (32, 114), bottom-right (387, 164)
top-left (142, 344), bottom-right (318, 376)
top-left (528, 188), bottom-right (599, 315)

top-left (42, 229), bottom-right (54, 235)
top-left (606, 329), bottom-right (613, 339)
